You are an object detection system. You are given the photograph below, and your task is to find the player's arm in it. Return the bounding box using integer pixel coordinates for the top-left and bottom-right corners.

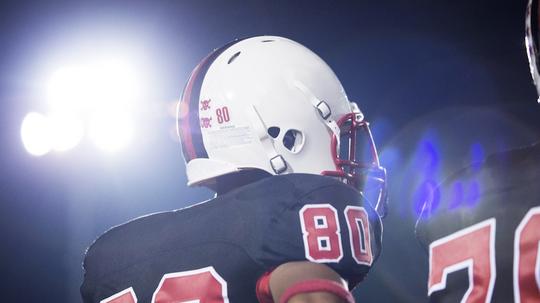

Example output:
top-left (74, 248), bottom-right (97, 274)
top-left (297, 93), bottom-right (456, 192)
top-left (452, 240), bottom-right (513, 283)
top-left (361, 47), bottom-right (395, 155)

top-left (266, 261), bottom-right (354, 303)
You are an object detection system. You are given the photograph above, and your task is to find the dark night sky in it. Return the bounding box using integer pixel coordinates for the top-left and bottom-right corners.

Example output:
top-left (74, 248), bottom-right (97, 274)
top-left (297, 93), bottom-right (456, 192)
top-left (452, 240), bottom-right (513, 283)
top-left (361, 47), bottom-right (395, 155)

top-left (1, 0), bottom-right (539, 302)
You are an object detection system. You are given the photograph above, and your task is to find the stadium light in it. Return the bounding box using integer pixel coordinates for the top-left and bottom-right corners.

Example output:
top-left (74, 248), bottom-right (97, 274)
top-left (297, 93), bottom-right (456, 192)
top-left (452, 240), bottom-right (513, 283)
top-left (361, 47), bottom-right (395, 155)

top-left (21, 112), bottom-right (52, 156)
top-left (20, 111), bottom-right (85, 156)
top-left (21, 56), bottom-right (143, 155)
top-left (48, 111), bottom-right (85, 151)
top-left (46, 59), bottom-right (140, 113)
top-left (47, 58), bottom-right (140, 153)
top-left (47, 65), bottom-right (90, 112)
top-left (88, 109), bottom-right (135, 153)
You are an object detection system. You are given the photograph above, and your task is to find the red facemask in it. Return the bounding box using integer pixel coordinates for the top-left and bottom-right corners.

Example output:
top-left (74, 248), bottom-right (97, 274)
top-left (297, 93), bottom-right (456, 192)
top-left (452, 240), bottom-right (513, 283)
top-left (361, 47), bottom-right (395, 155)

top-left (321, 113), bottom-right (388, 218)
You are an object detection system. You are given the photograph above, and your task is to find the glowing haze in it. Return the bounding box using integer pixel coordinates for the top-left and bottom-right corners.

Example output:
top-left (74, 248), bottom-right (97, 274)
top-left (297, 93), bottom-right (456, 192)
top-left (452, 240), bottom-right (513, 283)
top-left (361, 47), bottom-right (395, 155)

top-left (21, 56), bottom-right (143, 156)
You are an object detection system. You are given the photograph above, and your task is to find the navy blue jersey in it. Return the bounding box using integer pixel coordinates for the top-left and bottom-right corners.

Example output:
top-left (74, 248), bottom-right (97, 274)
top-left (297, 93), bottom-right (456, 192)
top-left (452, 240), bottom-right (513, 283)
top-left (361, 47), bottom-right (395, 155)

top-left (81, 173), bottom-right (383, 303)
top-left (416, 142), bottom-right (540, 302)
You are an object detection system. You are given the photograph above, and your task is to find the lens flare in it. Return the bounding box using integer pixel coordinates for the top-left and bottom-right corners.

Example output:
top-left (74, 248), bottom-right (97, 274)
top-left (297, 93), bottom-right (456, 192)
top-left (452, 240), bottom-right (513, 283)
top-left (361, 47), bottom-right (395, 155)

top-left (21, 112), bottom-right (52, 156)
top-left (49, 111), bottom-right (84, 151)
top-left (89, 110), bottom-right (135, 152)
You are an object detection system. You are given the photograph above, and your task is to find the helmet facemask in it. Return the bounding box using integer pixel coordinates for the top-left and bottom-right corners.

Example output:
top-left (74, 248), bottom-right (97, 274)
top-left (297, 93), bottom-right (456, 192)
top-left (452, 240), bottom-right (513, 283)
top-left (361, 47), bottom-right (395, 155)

top-left (322, 112), bottom-right (388, 218)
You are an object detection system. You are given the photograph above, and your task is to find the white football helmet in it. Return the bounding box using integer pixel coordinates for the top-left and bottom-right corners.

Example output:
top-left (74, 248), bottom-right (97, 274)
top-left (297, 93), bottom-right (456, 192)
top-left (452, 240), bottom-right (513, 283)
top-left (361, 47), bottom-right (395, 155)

top-left (177, 36), bottom-right (387, 216)
top-left (526, 0), bottom-right (540, 102)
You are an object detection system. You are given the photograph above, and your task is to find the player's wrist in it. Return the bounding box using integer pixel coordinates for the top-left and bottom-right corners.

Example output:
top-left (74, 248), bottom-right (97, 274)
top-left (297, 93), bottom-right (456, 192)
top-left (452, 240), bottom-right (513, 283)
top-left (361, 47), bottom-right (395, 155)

top-left (286, 291), bottom-right (348, 303)
top-left (256, 270), bottom-right (275, 303)
top-left (278, 279), bottom-right (354, 303)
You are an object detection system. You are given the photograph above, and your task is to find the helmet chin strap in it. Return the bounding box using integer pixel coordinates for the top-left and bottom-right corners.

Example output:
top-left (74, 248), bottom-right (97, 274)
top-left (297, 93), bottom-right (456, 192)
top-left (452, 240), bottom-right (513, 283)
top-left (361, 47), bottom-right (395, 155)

top-left (293, 81), bottom-right (341, 146)
top-left (247, 105), bottom-right (288, 174)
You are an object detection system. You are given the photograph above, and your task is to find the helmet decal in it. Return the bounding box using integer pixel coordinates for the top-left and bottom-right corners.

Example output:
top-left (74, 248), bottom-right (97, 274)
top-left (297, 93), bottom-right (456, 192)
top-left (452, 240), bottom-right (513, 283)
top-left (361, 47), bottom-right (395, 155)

top-left (177, 39), bottom-right (245, 162)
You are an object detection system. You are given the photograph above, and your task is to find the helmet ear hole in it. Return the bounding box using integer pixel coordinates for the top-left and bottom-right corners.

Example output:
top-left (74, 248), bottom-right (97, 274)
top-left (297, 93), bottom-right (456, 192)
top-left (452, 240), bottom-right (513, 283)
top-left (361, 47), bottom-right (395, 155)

top-left (283, 129), bottom-right (305, 153)
top-left (267, 126), bottom-right (280, 138)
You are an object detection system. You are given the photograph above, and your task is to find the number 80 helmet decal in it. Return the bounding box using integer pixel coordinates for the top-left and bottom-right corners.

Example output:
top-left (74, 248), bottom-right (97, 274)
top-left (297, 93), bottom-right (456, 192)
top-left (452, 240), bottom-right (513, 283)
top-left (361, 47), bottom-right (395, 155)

top-left (177, 36), bottom-right (388, 217)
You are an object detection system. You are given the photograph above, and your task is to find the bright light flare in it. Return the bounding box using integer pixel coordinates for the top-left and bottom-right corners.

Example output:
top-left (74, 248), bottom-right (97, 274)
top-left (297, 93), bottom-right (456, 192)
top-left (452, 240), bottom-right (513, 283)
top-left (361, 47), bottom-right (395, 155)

top-left (20, 111), bottom-right (85, 156)
top-left (47, 65), bottom-right (90, 112)
top-left (89, 110), bottom-right (135, 152)
top-left (21, 112), bottom-right (52, 156)
top-left (23, 52), bottom-right (147, 157)
top-left (48, 111), bottom-right (84, 151)
top-left (46, 58), bottom-right (141, 113)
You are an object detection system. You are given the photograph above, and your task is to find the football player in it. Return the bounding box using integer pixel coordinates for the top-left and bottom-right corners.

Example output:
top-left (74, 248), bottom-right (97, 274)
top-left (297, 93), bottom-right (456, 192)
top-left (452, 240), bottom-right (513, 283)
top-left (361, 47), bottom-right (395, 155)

top-left (81, 36), bottom-right (388, 303)
top-left (415, 1), bottom-right (540, 302)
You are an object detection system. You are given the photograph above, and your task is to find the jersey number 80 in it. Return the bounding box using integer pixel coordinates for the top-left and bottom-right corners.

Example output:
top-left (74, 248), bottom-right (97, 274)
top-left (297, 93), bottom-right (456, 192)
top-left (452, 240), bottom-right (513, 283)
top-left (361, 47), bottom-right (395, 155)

top-left (299, 204), bottom-right (374, 266)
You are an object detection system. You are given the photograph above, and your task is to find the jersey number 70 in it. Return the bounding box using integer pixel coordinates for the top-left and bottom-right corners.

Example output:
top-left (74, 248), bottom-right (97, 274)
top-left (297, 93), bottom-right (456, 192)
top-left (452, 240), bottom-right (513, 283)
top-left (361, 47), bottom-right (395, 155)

top-left (428, 207), bottom-right (540, 303)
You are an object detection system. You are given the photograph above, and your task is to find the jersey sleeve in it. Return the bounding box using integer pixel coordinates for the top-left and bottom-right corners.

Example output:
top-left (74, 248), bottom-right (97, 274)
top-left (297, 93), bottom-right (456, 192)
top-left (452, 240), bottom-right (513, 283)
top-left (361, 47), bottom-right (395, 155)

top-left (80, 219), bottom-right (155, 303)
top-left (81, 232), bottom-right (123, 303)
top-left (80, 204), bottom-right (269, 303)
top-left (248, 174), bottom-right (383, 289)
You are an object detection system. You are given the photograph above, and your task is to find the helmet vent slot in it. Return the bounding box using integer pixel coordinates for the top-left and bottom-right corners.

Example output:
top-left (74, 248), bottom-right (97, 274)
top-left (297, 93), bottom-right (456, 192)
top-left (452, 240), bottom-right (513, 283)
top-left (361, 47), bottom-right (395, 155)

top-left (261, 39), bottom-right (275, 43)
top-left (267, 126), bottom-right (280, 138)
top-left (283, 129), bottom-right (304, 153)
top-left (227, 51), bottom-right (241, 64)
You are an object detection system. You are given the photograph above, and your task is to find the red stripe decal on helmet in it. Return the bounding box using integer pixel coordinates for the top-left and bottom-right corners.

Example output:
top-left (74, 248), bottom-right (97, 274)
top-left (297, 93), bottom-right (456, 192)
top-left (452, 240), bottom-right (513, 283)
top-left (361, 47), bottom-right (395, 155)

top-left (178, 58), bottom-right (209, 161)
top-left (177, 38), bottom-right (246, 162)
